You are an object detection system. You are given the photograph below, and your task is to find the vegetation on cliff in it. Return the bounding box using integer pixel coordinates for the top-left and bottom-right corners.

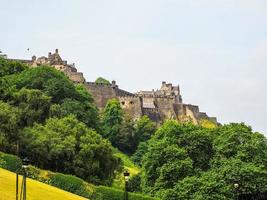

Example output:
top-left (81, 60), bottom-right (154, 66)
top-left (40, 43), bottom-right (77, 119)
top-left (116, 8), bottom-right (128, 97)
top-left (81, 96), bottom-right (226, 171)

top-left (95, 77), bottom-right (110, 85)
top-left (0, 58), bottom-right (266, 199)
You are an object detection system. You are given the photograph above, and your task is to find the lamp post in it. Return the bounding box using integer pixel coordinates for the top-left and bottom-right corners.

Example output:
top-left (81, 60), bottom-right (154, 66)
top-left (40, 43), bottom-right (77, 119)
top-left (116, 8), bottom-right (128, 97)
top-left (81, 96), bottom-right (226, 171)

top-left (234, 183), bottom-right (239, 200)
top-left (124, 171), bottom-right (130, 200)
top-left (16, 158), bottom-right (30, 200)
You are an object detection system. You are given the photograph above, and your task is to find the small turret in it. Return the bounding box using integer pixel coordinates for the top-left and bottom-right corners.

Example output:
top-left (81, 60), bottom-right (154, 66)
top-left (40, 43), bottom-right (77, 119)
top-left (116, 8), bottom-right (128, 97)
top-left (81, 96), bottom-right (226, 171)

top-left (32, 55), bottom-right (36, 61)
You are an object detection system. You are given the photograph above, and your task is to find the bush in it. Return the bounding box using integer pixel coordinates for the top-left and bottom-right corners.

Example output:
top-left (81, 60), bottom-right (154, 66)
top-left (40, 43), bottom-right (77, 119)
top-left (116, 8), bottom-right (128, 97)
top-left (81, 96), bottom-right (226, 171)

top-left (95, 186), bottom-right (159, 200)
top-left (50, 173), bottom-right (88, 196)
top-left (0, 152), bottom-right (22, 172)
top-left (128, 174), bottom-right (142, 192)
top-left (95, 186), bottom-right (124, 200)
top-left (27, 165), bottom-right (41, 180)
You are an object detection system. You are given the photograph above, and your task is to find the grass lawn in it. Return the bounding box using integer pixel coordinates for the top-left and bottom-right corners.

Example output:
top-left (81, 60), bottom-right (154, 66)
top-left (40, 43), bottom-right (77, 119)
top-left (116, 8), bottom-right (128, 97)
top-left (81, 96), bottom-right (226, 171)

top-left (0, 168), bottom-right (88, 200)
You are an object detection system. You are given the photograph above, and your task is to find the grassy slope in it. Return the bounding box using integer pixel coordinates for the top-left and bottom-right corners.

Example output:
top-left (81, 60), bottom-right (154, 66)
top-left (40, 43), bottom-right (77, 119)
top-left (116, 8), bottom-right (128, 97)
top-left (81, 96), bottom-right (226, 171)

top-left (0, 168), bottom-right (88, 200)
top-left (112, 148), bottom-right (140, 189)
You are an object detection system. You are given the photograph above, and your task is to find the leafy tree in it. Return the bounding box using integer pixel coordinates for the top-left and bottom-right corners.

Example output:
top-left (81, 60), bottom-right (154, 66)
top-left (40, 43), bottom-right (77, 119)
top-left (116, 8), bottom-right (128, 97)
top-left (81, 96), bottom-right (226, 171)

top-left (135, 115), bottom-right (156, 144)
top-left (161, 158), bottom-right (267, 200)
top-left (131, 142), bottom-right (148, 166)
top-left (12, 88), bottom-right (51, 127)
top-left (177, 128), bottom-right (213, 172)
top-left (95, 77), bottom-right (110, 84)
top-left (21, 116), bottom-right (121, 184)
top-left (115, 116), bottom-right (136, 155)
top-left (74, 129), bottom-right (121, 185)
top-left (102, 99), bottom-right (123, 144)
top-left (142, 138), bottom-right (193, 194)
top-left (21, 116), bottom-right (77, 170)
top-left (128, 173), bottom-right (142, 192)
top-left (14, 66), bottom-right (77, 103)
top-left (141, 121), bottom-right (267, 199)
top-left (0, 57), bottom-right (28, 77)
top-left (60, 98), bottom-right (99, 130)
top-left (0, 101), bottom-right (20, 152)
top-left (212, 123), bottom-right (267, 167)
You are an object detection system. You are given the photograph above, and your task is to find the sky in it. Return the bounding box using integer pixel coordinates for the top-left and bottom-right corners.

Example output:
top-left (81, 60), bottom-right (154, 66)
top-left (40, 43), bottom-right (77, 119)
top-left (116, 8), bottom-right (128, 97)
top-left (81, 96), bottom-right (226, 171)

top-left (1, 0), bottom-right (266, 135)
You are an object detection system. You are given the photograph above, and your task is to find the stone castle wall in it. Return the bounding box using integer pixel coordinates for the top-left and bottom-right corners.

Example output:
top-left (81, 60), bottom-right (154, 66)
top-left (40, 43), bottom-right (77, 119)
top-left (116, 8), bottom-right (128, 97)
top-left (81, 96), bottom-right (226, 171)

top-left (85, 82), bottom-right (117, 108)
top-left (6, 50), bottom-right (217, 125)
top-left (118, 96), bottom-right (143, 120)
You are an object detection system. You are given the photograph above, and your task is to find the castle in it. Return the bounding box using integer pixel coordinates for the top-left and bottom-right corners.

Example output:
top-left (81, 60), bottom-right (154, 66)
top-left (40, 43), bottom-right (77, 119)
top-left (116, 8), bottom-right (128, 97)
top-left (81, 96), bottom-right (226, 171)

top-left (5, 49), bottom-right (217, 124)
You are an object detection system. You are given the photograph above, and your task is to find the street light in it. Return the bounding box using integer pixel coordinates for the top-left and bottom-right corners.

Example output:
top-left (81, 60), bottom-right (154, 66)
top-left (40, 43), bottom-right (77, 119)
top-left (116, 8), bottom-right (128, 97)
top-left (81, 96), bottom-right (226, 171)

top-left (16, 158), bottom-right (30, 200)
top-left (124, 171), bottom-right (130, 200)
top-left (234, 183), bottom-right (239, 200)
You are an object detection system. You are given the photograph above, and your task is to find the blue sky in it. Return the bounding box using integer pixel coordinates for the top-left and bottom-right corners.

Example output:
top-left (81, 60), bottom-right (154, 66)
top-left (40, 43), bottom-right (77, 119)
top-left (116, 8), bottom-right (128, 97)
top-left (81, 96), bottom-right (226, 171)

top-left (1, 0), bottom-right (267, 135)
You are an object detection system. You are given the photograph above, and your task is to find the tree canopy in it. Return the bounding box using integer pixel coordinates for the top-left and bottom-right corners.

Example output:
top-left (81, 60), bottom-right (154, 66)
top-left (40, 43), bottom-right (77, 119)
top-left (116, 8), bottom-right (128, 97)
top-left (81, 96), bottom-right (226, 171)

top-left (141, 121), bottom-right (267, 199)
top-left (95, 77), bottom-right (110, 85)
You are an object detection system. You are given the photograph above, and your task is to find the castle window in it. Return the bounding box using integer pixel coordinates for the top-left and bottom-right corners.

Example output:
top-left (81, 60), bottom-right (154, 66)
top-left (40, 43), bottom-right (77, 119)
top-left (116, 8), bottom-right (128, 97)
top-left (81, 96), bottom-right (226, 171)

top-left (130, 101), bottom-right (134, 105)
top-left (121, 101), bottom-right (125, 105)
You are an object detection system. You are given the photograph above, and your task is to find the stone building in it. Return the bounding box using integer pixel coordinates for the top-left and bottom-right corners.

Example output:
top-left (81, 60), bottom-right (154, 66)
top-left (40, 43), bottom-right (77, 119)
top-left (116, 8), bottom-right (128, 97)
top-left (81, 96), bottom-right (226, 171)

top-left (6, 50), bottom-right (217, 124)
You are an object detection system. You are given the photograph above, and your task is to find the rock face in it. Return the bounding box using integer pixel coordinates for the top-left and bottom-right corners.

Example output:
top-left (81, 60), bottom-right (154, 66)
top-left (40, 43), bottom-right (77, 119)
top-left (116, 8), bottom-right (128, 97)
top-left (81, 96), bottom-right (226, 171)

top-left (7, 50), bottom-right (217, 124)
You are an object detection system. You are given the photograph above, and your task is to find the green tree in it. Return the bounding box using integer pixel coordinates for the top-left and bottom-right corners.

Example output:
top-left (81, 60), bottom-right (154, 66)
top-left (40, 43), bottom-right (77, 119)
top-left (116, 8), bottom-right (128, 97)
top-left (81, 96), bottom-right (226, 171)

top-left (135, 115), bottom-right (156, 144)
top-left (14, 66), bottom-right (77, 103)
top-left (74, 129), bottom-right (121, 185)
top-left (212, 123), bottom-right (267, 167)
top-left (95, 77), bottom-right (110, 84)
top-left (60, 98), bottom-right (99, 130)
top-left (102, 99), bottom-right (123, 144)
top-left (0, 57), bottom-right (28, 77)
top-left (0, 101), bottom-right (20, 152)
top-left (141, 121), bottom-right (267, 199)
top-left (21, 116), bottom-right (121, 184)
top-left (131, 142), bottom-right (148, 166)
top-left (115, 116), bottom-right (136, 155)
top-left (12, 88), bottom-right (51, 127)
top-left (142, 140), bottom-right (193, 194)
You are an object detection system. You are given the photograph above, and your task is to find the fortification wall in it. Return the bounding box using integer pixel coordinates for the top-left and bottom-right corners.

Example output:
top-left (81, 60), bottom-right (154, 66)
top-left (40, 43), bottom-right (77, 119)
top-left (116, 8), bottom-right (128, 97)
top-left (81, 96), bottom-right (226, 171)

top-left (85, 82), bottom-right (117, 108)
top-left (6, 52), bottom-right (217, 125)
top-left (173, 103), bottom-right (185, 116)
top-left (142, 108), bottom-right (162, 123)
top-left (66, 72), bottom-right (84, 83)
top-left (119, 96), bottom-right (143, 120)
top-left (154, 97), bottom-right (177, 121)
top-left (183, 104), bottom-right (199, 124)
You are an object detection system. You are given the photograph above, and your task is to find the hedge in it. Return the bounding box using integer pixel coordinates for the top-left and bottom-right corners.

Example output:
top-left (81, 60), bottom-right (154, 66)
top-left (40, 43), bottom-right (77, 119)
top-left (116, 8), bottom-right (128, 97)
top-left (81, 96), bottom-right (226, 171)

top-left (95, 186), bottom-right (159, 200)
top-left (0, 152), bottom-right (22, 172)
top-left (0, 152), bottom-right (158, 200)
top-left (50, 173), bottom-right (89, 197)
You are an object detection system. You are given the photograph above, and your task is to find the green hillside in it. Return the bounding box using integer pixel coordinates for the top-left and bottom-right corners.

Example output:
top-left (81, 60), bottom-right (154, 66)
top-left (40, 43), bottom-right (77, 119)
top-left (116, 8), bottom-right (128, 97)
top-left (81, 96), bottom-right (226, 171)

top-left (0, 168), bottom-right (88, 200)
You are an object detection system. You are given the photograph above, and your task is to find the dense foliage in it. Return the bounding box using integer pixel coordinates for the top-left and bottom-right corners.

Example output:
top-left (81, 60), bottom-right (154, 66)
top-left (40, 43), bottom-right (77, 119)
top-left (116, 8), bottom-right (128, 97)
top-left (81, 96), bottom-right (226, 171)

top-left (0, 57), bottom-right (28, 77)
top-left (1, 58), bottom-right (266, 199)
top-left (0, 60), bottom-right (117, 185)
top-left (95, 77), bottom-right (110, 84)
top-left (102, 100), bottom-right (156, 155)
top-left (141, 121), bottom-right (267, 199)
top-left (21, 116), bottom-right (119, 184)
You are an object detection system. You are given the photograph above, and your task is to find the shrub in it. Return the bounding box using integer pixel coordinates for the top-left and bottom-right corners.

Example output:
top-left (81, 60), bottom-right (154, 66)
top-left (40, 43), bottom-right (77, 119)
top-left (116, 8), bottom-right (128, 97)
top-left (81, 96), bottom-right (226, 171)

top-left (95, 186), bottom-right (124, 200)
top-left (95, 186), bottom-right (159, 200)
top-left (128, 173), bottom-right (142, 192)
top-left (50, 173), bottom-right (89, 197)
top-left (27, 165), bottom-right (41, 180)
top-left (0, 152), bottom-right (22, 172)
